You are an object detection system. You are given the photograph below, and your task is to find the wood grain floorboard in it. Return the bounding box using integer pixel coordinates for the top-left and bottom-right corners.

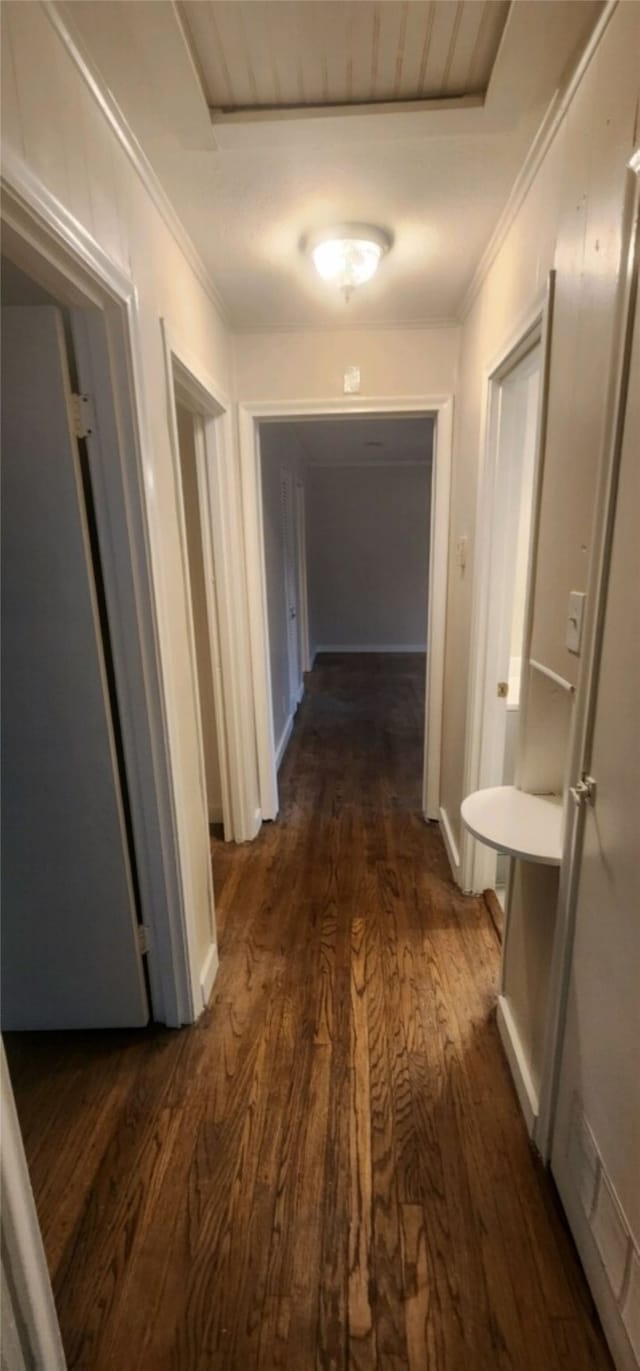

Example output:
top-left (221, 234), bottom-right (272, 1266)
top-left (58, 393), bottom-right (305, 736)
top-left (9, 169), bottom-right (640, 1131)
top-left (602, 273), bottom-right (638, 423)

top-left (5, 653), bottom-right (612, 1370)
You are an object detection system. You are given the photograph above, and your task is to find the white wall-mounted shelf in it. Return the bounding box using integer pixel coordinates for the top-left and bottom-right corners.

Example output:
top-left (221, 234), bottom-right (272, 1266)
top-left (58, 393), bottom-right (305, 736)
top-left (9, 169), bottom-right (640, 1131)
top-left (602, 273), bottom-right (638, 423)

top-left (461, 785), bottom-right (563, 866)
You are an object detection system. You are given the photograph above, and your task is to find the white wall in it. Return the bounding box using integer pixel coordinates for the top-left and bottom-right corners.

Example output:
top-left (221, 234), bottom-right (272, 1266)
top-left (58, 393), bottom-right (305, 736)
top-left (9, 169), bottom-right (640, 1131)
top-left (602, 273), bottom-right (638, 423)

top-left (176, 405), bottom-right (223, 822)
top-left (0, 0), bottom-right (256, 1006)
top-left (233, 326), bottom-right (459, 402)
top-left (439, 2), bottom-right (640, 859)
top-left (259, 425), bottom-right (304, 755)
top-left (307, 462), bottom-right (431, 653)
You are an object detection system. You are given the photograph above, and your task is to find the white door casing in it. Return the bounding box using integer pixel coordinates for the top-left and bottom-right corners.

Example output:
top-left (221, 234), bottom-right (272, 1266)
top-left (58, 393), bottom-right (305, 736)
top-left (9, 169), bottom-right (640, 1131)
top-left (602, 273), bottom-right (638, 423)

top-left (239, 397), bottom-right (452, 825)
top-left (474, 344), bottom-right (542, 891)
top-left (280, 466), bottom-right (302, 714)
top-left (1, 1043), bottom-right (67, 1370)
top-left (2, 149), bottom-right (214, 1026)
top-left (295, 478), bottom-right (312, 673)
top-left (160, 318), bottom-right (259, 848)
top-left (461, 276), bottom-right (555, 892)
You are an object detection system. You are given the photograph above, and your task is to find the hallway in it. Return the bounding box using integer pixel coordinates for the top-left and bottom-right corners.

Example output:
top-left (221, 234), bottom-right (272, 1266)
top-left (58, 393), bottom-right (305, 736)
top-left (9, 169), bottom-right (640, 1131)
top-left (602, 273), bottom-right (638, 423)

top-left (6, 655), bottom-right (610, 1370)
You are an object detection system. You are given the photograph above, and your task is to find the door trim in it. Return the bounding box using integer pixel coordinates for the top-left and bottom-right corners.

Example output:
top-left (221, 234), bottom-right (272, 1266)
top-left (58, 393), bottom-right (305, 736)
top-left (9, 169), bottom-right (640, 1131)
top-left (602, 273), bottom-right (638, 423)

top-left (160, 319), bottom-right (256, 847)
top-left (237, 395), bottom-right (453, 824)
top-left (460, 276), bottom-right (555, 892)
top-left (1, 149), bottom-right (194, 1025)
top-left (1, 1043), bottom-right (67, 1370)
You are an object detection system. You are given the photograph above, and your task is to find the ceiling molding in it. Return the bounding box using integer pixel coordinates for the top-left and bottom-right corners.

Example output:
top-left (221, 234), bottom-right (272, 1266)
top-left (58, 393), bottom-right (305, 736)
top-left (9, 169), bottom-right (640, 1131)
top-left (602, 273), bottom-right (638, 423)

top-left (231, 317), bottom-right (459, 337)
top-left (210, 92), bottom-right (483, 125)
top-left (46, 1), bottom-right (229, 326)
top-left (458, 0), bottom-right (618, 323)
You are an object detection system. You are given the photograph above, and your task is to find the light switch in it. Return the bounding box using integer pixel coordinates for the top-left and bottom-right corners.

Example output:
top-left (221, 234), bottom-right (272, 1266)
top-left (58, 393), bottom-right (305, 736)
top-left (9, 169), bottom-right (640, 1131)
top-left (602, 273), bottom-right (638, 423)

top-left (343, 366), bottom-right (360, 395)
top-left (566, 590), bottom-right (586, 654)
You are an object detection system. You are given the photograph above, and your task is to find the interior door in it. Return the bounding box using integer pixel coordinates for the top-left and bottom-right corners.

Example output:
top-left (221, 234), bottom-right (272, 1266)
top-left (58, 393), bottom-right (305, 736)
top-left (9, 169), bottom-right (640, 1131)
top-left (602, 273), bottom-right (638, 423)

top-left (280, 467), bottom-right (300, 713)
top-left (1, 305), bottom-right (149, 1029)
top-left (550, 279), bottom-right (639, 1364)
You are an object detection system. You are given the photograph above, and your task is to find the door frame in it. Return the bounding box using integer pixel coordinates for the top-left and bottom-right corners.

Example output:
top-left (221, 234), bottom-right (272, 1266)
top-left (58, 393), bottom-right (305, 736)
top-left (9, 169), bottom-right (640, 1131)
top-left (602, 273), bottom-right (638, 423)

top-left (295, 476), bottom-right (312, 673)
top-left (460, 275), bottom-right (555, 893)
top-left (1, 150), bottom-right (195, 1025)
top-left (160, 319), bottom-right (254, 845)
top-left (1, 1042), bottom-right (67, 1370)
top-left (279, 464), bottom-right (303, 715)
top-left (238, 395), bottom-right (453, 822)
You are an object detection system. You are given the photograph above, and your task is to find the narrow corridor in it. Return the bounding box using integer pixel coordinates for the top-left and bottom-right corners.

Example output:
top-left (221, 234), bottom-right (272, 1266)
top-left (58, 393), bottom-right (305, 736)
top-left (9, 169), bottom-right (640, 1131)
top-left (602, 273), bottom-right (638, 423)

top-left (6, 655), bottom-right (610, 1370)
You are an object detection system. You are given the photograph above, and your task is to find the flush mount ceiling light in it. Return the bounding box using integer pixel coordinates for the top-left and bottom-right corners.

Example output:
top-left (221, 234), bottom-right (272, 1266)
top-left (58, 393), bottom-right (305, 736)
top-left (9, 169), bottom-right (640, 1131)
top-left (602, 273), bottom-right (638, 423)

top-left (305, 224), bottom-right (391, 301)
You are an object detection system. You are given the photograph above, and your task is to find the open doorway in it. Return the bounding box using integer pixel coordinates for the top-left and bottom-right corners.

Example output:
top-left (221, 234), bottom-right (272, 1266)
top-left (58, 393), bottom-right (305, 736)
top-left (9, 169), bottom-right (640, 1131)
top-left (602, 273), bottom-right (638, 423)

top-left (174, 401), bottom-right (230, 840)
top-left (1, 258), bottom-right (150, 1030)
top-left (257, 413), bottom-right (437, 805)
top-left (464, 330), bottom-right (543, 911)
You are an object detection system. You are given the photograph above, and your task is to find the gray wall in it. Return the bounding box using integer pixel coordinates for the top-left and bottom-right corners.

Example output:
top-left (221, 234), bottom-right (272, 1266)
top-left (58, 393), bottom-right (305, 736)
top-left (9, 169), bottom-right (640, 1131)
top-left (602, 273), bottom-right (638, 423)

top-left (306, 463), bottom-right (431, 653)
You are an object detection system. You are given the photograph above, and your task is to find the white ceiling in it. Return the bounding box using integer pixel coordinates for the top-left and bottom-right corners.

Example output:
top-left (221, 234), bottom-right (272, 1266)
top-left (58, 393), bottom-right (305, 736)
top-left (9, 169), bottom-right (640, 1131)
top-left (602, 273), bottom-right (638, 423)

top-left (63, 0), bottom-right (603, 330)
top-left (265, 415), bottom-right (434, 467)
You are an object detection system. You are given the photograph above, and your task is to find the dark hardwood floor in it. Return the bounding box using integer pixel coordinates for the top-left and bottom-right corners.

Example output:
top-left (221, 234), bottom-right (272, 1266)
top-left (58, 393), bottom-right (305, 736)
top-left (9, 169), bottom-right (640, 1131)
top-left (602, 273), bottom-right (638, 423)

top-left (5, 653), bottom-right (611, 1370)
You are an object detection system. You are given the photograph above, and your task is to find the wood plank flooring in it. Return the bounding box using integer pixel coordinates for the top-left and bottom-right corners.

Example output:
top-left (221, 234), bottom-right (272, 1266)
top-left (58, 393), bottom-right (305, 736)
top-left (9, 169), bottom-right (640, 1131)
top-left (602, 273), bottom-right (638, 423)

top-left (5, 654), bottom-right (611, 1370)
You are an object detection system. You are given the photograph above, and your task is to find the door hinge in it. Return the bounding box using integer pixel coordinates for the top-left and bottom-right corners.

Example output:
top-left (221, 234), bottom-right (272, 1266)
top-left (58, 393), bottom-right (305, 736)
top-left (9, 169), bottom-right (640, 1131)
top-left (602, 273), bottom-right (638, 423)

top-left (497, 681), bottom-right (509, 698)
top-left (70, 392), bottom-right (95, 440)
top-left (137, 923), bottom-right (152, 956)
top-left (570, 774), bottom-right (597, 807)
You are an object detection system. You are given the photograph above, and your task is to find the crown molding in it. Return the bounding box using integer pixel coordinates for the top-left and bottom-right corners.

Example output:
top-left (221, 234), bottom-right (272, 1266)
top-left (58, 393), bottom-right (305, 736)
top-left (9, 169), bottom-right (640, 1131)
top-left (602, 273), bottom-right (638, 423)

top-left (231, 316), bottom-right (459, 337)
top-left (44, 1), bottom-right (229, 326)
top-left (459, 0), bottom-right (618, 323)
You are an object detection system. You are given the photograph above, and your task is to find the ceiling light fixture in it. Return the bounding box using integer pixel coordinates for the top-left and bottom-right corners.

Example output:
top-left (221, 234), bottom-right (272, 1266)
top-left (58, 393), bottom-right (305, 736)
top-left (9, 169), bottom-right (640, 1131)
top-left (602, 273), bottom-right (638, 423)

top-left (306, 224), bottom-right (391, 301)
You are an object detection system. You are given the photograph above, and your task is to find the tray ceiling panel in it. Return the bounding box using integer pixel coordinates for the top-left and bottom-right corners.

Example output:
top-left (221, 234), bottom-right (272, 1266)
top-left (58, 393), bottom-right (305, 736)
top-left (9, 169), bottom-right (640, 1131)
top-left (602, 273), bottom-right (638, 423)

top-left (179, 0), bottom-right (511, 111)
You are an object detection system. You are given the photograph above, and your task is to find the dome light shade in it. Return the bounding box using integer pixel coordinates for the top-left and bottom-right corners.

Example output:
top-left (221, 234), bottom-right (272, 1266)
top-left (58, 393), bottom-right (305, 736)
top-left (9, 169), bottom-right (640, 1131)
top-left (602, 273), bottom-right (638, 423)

top-left (306, 225), bottom-right (391, 299)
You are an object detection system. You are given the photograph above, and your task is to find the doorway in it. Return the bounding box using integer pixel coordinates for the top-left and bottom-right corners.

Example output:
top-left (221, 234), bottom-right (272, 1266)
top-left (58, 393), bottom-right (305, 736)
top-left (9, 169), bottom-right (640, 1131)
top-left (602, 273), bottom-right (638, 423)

top-left (1, 259), bottom-right (149, 1029)
top-left (463, 330), bottom-right (543, 906)
top-left (160, 320), bottom-right (247, 850)
top-left (259, 415), bottom-right (434, 783)
top-left (174, 401), bottom-right (230, 840)
top-left (240, 397), bottom-right (453, 824)
top-left (0, 181), bottom-right (200, 1028)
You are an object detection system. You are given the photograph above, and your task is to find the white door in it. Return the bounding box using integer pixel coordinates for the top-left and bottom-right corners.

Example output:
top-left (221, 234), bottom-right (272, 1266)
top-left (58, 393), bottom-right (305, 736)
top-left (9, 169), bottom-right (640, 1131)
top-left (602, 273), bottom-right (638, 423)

top-left (550, 285), bottom-right (639, 1365)
top-left (281, 467), bottom-right (301, 713)
top-left (1, 306), bottom-right (149, 1029)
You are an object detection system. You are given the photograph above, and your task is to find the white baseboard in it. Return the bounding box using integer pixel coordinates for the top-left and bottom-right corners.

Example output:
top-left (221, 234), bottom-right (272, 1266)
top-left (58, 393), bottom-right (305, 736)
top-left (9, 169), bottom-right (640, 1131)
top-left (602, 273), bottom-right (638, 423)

top-left (314, 643), bottom-right (427, 654)
top-left (496, 994), bottom-right (538, 1137)
top-left (438, 805), bottom-right (461, 881)
top-left (275, 713), bottom-right (294, 770)
top-left (200, 941), bottom-right (219, 1009)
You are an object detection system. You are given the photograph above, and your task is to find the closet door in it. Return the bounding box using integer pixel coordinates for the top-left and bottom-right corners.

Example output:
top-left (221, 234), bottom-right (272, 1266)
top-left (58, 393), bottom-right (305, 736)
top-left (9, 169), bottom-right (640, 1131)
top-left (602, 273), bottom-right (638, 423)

top-left (550, 280), bottom-right (639, 1363)
top-left (1, 306), bottom-right (148, 1028)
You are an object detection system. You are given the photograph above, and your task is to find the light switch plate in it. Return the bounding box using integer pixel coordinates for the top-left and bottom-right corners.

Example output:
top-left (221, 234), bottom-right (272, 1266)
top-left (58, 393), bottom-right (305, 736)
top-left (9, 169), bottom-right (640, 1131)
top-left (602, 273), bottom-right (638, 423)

top-left (343, 366), bottom-right (360, 395)
top-left (566, 590), bottom-right (586, 654)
